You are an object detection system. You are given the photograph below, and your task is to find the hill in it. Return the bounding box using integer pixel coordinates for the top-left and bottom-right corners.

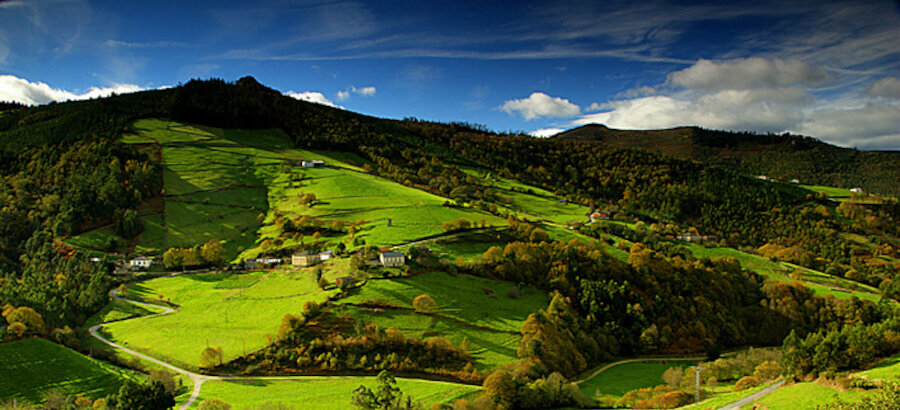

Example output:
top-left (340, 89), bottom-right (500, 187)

top-left (554, 123), bottom-right (900, 196)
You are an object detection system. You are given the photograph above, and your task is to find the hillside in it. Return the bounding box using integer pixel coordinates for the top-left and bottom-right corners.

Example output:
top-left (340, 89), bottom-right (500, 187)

top-left (1, 77), bottom-right (899, 409)
top-left (554, 123), bottom-right (900, 196)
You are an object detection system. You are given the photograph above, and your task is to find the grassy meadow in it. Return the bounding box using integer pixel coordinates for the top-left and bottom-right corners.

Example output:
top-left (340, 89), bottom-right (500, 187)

top-left (102, 267), bottom-right (340, 370)
top-left (0, 338), bottom-right (134, 404)
top-left (748, 381), bottom-right (867, 409)
top-left (336, 271), bottom-right (548, 368)
top-left (190, 377), bottom-right (480, 409)
top-left (578, 359), bottom-right (701, 399)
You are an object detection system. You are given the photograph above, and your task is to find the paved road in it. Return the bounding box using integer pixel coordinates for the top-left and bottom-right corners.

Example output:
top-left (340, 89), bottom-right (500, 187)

top-left (89, 288), bottom-right (469, 409)
top-left (717, 379), bottom-right (785, 410)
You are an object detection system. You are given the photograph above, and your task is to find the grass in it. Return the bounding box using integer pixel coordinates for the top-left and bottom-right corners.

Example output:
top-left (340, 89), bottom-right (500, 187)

top-left (83, 298), bottom-right (163, 327)
top-left (578, 359), bottom-right (701, 399)
top-left (101, 267), bottom-right (340, 370)
top-left (0, 338), bottom-right (135, 403)
top-left (679, 382), bottom-right (771, 409)
top-left (124, 119), bottom-right (504, 262)
top-left (460, 168), bottom-right (590, 225)
top-left (801, 185), bottom-right (852, 198)
top-left (748, 381), bottom-right (867, 409)
top-left (189, 377), bottom-right (480, 409)
top-left (335, 271), bottom-right (547, 368)
top-left (858, 353), bottom-right (900, 380)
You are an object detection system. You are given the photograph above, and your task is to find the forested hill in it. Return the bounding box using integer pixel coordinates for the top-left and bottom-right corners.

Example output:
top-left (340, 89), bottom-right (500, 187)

top-left (554, 123), bottom-right (900, 196)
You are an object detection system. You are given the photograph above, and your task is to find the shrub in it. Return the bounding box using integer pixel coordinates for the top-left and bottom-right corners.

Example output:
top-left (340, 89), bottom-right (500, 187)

top-left (199, 398), bottom-right (232, 410)
top-left (413, 294), bottom-right (438, 313)
top-left (752, 360), bottom-right (782, 382)
top-left (648, 391), bottom-right (692, 409)
top-left (733, 376), bottom-right (759, 392)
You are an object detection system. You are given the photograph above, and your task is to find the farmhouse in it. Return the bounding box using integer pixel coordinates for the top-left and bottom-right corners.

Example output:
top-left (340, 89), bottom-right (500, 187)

top-left (292, 251), bottom-right (320, 267)
top-left (319, 250), bottom-right (334, 261)
top-left (677, 232), bottom-right (702, 242)
top-left (129, 256), bottom-right (152, 270)
top-left (301, 160), bottom-right (325, 168)
top-left (245, 256), bottom-right (282, 269)
top-left (790, 179), bottom-right (800, 184)
top-left (850, 187), bottom-right (863, 193)
top-left (379, 251), bottom-right (405, 267)
top-left (589, 210), bottom-right (609, 223)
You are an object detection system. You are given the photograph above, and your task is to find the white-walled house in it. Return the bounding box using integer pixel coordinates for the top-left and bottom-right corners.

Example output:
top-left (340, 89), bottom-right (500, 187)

top-left (129, 256), bottom-right (152, 270)
top-left (379, 252), bottom-right (405, 267)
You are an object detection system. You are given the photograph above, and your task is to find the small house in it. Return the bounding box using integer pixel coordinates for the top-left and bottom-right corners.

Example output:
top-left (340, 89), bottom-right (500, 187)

top-left (129, 256), bottom-right (152, 270)
top-left (247, 256), bottom-right (283, 268)
top-left (850, 187), bottom-right (863, 194)
top-left (790, 179), bottom-right (800, 184)
top-left (301, 160), bottom-right (325, 168)
top-left (756, 175), bottom-right (769, 181)
top-left (336, 276), bottom-right (357, 287)
top-left (292, 251), bottom-right (320, 267)
top-left (557, 198), bottom-right (568, 205)
top-left (677, 233), bottom-right (702, 243)
top-left (319, 250), bottom-right (334, 261)
top-left (589, 211), bottom-right (609, 223)
top-left (379, 251), bottom-right (405, 267)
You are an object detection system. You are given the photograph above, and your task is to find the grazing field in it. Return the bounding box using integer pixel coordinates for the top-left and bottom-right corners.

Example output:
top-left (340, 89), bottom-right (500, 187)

top-left (578, 359), bottom-right (701, 399)
top-left (84, 297), bottom-right (163, 327)
top-left (460, 168), bottom-right (591, 225)
top-left (858, 353), bottom-right (900, 380)
top-left (102, 267), bottom-right (339, 370)
top-left (336, 271), bottom-right (547, 368)
top-left (679, 382), bottom-right (771, 409)
top-left (190, 377), bottom-right (480, 409)
top-left (748, 381), bottom-right (866, 409)
top-left (0, 338), bottom-right (134, 403)
top-left (801, 184), bottom-right (853, 198)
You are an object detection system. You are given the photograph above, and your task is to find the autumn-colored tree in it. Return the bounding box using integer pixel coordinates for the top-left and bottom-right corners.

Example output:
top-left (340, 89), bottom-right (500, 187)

top-left (483, 370), bottom-right (517, 410)
top-left (200, 239), bottom-right (226, 266)
top-left (412, 294), bottom-right (438, 314)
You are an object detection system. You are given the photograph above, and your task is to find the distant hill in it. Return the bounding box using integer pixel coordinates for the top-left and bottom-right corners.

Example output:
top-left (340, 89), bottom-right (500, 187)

top-left (554, 124), bottom-right (900, 196)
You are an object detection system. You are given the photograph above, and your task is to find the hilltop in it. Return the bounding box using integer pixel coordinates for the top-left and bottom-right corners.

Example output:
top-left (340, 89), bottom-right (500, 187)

top-left (554, 123), bottom-right (900, 196)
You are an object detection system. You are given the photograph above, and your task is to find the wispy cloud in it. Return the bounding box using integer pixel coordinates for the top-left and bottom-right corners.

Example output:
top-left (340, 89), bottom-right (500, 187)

top-left (335, 85), bottom-right (376, 101)
top-left (103, 40), bottom-right (193, 49)
top-left (284, 90), bottom-right (342, 109)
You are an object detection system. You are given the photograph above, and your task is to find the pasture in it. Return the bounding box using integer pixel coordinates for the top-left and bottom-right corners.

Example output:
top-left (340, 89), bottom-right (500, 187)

top-left (190, 377), bottom-right (480, 409)
top-left (578, 359), bottom-right (701, 399)
top-left (0, 338), bottom-right (134, 403)
top-left (336, 271), bottom-right (548, 368)
top-left (858, 353), bottom-right (900, 380)
top-left (748, 381), bottom-right (866, 409)
top-left (102, 267), bottom-right (339, 370)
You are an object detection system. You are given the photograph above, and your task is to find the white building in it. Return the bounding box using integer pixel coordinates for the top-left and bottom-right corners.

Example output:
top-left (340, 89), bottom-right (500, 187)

top-left (319, 250), bottom-right (334, 261)
top-left (379, 252), bottom-right (405, 267)
top-left (129, 256), bottom-right (152, 270)
top-left (850, 187), bottom-right (863, 194)
top-left (301, 160), bottom-right (325, 168)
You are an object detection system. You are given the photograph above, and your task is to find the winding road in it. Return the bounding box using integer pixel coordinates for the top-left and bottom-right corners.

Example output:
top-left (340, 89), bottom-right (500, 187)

top-left (88, 288), bottom-right (470, 409)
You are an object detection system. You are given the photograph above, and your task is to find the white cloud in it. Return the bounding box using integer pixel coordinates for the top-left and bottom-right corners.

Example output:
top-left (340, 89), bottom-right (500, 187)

top-left (529, 128), bottom-right (565, 138)
top-left (500, 92), bottom-right (581, 120)
top-left (866, 77), bottom-right (900, 99)
top-left (0, 75), bottom-right (142, 105)
top-left (793, 104), bottom-right (900, 149)
top-left (336, 85), bottom-right (377, 101)
top-left (284, 90), bottom-right (339, 108)
top-left (354, 86), bottom-right (376, 96)
top-left (668, 58), bottom-right (832, 90)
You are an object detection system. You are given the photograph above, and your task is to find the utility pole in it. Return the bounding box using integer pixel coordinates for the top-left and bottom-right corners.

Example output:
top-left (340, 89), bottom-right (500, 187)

top-left (691, 365), bottom-right (705, 403)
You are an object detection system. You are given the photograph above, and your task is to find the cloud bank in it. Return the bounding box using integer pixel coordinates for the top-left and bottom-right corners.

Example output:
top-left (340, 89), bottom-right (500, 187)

top-left (0, 75), bottom-right (142, 105)
top-left (284, 90), bottom-right (339, 108)
top-left (567, 58), bottom-right (900, 149)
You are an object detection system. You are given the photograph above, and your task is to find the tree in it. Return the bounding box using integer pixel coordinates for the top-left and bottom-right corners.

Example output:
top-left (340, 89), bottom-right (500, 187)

top-left (3, 306), bottom-right (45, 336)
top-left (200, 346), bottom-right (224, 368)
top-left (662, 367), bottom-right (683, 387)
top-left (200, 239), bottom-right (226, 266)
top-left (483, 370), bottom-right (517, 410)
top-left (351, 370), bottom-right (418, 409)
top-left (109, 380), bottom-right (175, 410)
top-left (412, 294), bottom-right (438, 314)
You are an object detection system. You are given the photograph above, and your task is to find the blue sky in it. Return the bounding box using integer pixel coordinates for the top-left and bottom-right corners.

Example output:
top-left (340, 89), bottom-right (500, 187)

top-left (1, 0), bottom-right (898, 149)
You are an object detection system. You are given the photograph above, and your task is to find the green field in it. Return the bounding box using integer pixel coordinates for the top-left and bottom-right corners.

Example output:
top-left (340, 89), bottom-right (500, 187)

top-left (189, 377), bottom-right (480, 409)
top-left (102, 267), bottom-right (340, 370)
top-left (578, 359), bottom-right (701, 399)
top-left (748, 381), bottom-right (866, 409)
top-left (858, 353), bottom-right (900, 380)
top-left (0, 338), bottom-right (134, 403)
top-left (680, 382), bottom-right (771, 410)
top-left (84, 297), bottom-right (163, 327)
top-left (336, 271), bottom-right (547, 368)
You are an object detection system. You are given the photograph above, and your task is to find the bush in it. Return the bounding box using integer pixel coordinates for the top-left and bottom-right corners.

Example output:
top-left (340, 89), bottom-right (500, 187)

top-left (662, 367), bottom-right (683, 387)
top-left (648, 391), bottom-right (692, 409)
top-left (412, 294), bottom-right (438, 314)
top-left (733, 376), bottom-right (759, 392)
top-left (199, 398), bottom-right (232, 410)
top-left (752, 360), bottom-right (782, 382)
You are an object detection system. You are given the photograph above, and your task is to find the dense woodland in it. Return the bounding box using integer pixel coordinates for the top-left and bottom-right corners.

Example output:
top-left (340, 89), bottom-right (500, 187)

top-left (0, 78), bottom-right (898, 408)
